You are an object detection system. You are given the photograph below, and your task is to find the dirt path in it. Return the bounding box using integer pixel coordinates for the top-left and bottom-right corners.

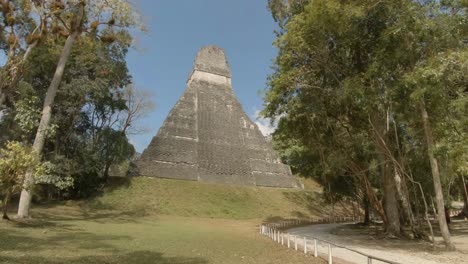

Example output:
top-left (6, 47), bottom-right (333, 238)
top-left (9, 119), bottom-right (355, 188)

top-left (286, 221), bottom-right (467, 264)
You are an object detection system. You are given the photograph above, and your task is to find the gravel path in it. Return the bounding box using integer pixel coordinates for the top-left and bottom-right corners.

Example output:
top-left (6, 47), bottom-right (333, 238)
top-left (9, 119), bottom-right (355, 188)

top-left (286, 223), bottom-right (467, 264)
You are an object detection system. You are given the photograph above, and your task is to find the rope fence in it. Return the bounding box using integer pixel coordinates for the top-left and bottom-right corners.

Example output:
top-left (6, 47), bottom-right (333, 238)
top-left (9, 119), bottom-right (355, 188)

top-left (259, 216), bottom-right (400, 264)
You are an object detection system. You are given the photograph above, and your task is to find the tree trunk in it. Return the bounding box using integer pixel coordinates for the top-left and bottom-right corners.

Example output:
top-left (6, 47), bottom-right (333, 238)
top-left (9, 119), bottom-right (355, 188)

top-left (394, 169), bottom-right (414, 227)
top-left (363, 196), bottom-right (370, 225)
top-left (460, 175), bottom-right (468, 217)
top-left (16, 5), bottom-right (84, 218)
top-left (420, 102), bottom-right (455, 250)
top-left (369, 112), bottom-right (401, 236)
top-left (2, 191), bottom-right (11, 220)
top-left (103, 159), bottom-right (113, 182)
top-left (360, 171), bottom-right (388, 225)
top-left (430, 196), bottom-right (437, 219)
top-left (383, 161), bottom-right (401, 236)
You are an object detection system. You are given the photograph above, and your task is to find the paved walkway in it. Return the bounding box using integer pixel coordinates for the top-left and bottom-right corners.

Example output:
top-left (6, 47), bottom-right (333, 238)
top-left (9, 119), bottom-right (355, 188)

top-left (286, 223), bottom-right (466, 264)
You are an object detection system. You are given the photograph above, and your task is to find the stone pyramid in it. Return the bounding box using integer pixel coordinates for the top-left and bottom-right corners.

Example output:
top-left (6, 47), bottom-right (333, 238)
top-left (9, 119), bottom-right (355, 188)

top-left (135, 46), bottom-right (300, 188)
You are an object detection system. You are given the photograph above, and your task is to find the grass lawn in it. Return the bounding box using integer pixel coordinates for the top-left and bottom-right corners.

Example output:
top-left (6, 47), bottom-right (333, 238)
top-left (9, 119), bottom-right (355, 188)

top-left (91, 177), bottom-right (343, 220)
top-left (0, 177), bottom-right (343, 263)
top-left (0, 204), bottom-right (326, 264)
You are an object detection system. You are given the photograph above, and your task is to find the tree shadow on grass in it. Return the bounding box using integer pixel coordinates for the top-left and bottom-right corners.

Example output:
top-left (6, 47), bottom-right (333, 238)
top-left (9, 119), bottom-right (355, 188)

top-left (0, 250), bottom-right (208, 264)
top-left (87, 176), bottom-right (132, 199)
top-left (0, 228), bottom-right (131, 252)
top-left (0, 229), bottom-right (209, 263)
top-left (32, 206), bottom-right (150, 224)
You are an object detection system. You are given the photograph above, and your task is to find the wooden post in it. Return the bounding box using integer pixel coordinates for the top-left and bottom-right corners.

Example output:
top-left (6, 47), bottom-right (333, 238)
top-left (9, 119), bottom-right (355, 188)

top-left (328, 244), bottom-right (332, 264)
top-left (294, 235), bottom-right (298, 251)
top-left (287, 233), bottom-right (290, 248)
top-left (281, 232), bottom-right (284, 245)
top-left (368, 257), bottom-right (372, 264)
top-left (304, 237), bottom-right (307, 254)
top-left (314, 239), bottom-right (318, 257)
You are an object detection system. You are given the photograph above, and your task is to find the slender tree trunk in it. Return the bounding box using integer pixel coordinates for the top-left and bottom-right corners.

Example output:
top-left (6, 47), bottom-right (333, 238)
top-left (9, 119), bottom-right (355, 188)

top-left (460, 175), bottom-right (468, 217)
top-left (394, 170), bottom-right (414, 226)
top-left (371, 112), bottom-right (401, 236)
top-left (103, 159), bottom-right (112, 182)
top-left (363, 196), bottom-right (370, 225)
top-left (16, 9), bottom-right (84, 218)
top-left (420, 102), bottom-right (455, 250)
top-left (411, 176), bottom-right (436, 245)
top-left (361, 171), bottom-right (388, 225)
top-left (2, 191), bottom-right (11, 220)
top-left (430, 196), bottom-right (438, 219)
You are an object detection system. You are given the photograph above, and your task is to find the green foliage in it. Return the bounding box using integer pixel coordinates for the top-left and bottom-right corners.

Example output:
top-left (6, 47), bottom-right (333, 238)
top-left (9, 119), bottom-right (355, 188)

top-left (34, 158), bottom-right (74, 191)
top-left (1, 1), bottom-right (148, 202)
top-left (0, 141), bottom-right (40, 196)
top-left (264, 0), bottom-right (467, 217)
top-left (13, 83), bottom-right (41, 137)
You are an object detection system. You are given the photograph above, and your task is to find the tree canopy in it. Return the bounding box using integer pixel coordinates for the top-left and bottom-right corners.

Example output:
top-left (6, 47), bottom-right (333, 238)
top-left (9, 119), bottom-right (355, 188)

top-left (265, 0), bottom-right (467, 249)
top-left (0, 0), bottom-right (151, 217)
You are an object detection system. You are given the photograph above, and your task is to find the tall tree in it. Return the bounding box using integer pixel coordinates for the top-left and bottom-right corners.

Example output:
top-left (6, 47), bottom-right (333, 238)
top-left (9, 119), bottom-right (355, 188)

top-left (404, 50), bottom-right (467, 250)
top-left (265, 0), bottom-right (466, 247)
top-left (17, 0), bottom-right (144, 218)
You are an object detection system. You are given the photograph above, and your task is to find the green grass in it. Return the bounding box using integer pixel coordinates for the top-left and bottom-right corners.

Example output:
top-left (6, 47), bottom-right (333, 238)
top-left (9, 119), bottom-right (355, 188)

top-left (90, 176), bottom-right (334, 220)
top-left (0, 177), bottom-right (335, 263)
top-left (0, 205), bottom-right (326, 264)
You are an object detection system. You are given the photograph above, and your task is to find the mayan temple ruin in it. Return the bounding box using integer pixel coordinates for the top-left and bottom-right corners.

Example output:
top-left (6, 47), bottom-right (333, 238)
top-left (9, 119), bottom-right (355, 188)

top-left (135, 46), bottom-right (300, 188)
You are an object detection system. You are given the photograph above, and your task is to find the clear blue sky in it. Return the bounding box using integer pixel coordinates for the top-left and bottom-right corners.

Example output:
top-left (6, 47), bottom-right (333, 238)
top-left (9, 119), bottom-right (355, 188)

top-left (128, 0), bottom-right (279, 152)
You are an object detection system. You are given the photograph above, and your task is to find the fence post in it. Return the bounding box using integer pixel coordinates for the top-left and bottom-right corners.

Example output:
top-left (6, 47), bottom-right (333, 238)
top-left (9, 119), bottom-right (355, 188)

top-left (314, 239), bottom-right (318, 257)
top-left (281, 232), bottom-right (284, 245)
top-left (294, 235), bottom-right (298, 251)
top-left (287, 233), bottom-right (290, 248)
top-left (304, 237), bottom-right (307, 254)
top-left (367, 257), bottom-right (372, 264)
top-left (328, 244), bottom-right (332, 264)
top-left (277, 231), bottom-right (281, 244)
